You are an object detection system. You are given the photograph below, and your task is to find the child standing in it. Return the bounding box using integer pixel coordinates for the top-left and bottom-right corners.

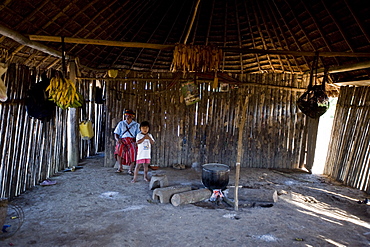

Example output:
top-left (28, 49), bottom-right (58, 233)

top-left (132, 121), bottom-right (155, 183)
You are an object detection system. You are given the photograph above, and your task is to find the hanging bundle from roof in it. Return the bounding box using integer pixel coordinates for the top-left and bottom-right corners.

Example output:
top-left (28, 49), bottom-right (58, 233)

top-left (297, 54), bottom-right (330, 118)
top-left (171, 44), bottom-right (222, 73)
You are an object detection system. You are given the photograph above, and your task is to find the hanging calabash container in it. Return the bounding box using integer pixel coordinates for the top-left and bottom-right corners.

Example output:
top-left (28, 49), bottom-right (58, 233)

top-left (108, 69), bottom-right (118, 78)
top-left (297, 55), bottom-right (330, 118)
top-left (297, 85), bottom-right (329, 118)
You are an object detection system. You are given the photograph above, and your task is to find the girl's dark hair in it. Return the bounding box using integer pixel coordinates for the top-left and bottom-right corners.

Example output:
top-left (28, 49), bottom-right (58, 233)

top-left (140, 121), bottom-right (150, 128)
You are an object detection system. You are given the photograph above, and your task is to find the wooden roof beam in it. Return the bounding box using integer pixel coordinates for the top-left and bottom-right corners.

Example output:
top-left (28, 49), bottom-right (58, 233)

top-left (184, 0), bottom-right (201, 44)
top-left (314, 60), bottom-right (370, 74)
top-left (334, 80), bottom-right (370, 87)
top-left (1, 30), bottom-right (365, 74)
top-left (28, 35), bottom-right (174, 50)
top-left (223, 48), bottom-right (370, 57)
top-left (0, 24), bottom-right (66, 59)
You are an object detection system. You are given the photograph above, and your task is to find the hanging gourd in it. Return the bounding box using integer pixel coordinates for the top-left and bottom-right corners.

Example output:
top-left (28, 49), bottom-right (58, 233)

top-left (297, 54), bottom-right (330, 118)
top-left (108, 69), bottom-right (118, 78)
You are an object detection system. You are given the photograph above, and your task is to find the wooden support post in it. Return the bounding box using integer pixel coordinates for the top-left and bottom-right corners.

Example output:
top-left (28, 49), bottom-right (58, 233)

top-left (67, 61), bottom-right (79, 167)
top-left (234, 163), bottom-right (240, 211)
top-left (234, 95), bottom-right (249, 211)
top-left (104, 80), bottom-right (115, 167)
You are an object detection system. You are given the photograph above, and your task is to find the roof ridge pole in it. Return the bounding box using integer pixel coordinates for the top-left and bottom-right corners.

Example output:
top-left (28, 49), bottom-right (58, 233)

top-left (183, 0), bottom-right (201, 44)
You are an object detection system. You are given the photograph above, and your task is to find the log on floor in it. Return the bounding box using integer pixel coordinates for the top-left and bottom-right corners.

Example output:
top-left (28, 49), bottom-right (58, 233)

top-left (226, 188), bottom-right (278, 203)
top-left (171, 188), bottom-right (212, 206)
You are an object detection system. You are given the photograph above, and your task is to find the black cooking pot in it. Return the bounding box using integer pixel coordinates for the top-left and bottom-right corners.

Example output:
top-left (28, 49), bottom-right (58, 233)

top-left (202, 163), bottom-right (230, 190)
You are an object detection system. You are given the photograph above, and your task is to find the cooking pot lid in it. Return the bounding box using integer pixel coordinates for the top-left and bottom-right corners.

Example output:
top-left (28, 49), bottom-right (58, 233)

top-left (202, 163), bottom-right (229, 171)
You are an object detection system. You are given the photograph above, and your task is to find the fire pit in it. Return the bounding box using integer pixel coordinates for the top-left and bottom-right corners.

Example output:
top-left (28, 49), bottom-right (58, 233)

top-left (201, 163), bottom-right (230, 201)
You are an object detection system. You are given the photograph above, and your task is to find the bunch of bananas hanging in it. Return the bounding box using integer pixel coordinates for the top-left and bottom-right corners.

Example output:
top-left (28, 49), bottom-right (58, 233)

top-left (46, 77), bottom-right (84, 109)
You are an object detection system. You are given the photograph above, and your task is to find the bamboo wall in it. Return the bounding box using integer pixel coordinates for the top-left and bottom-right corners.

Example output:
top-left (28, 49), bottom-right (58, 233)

top-left (0, 64), bottom-right (104, 199)
top-left (104, 73), bottom-right (312, 170)
top-left (4, 64), bottom-right (346, 200)
top-left (324, 86), bottom-right (370, 193)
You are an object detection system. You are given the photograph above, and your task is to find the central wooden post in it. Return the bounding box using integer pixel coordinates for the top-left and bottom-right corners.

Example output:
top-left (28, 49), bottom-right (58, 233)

top-left (67, 61), bottom-right (79, 167)
top-left (235, 95), bottom-right (249, 211)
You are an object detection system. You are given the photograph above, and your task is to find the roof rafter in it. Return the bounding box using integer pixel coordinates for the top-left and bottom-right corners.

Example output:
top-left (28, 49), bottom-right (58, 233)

top-left (262, 1), bottom-right (294, 73)
top-left (265, 0), bottom-right (302, 73)
top-left (243, 1), bottom-right (261, 72)
top-left (252, 0), bottom-right (275, 72)
top-left (93, 1), bottom-right (157, 67)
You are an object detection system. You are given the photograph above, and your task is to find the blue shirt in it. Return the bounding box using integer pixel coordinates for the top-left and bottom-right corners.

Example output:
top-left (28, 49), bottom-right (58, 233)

top-left (114, 120), bottom-right (140, 138)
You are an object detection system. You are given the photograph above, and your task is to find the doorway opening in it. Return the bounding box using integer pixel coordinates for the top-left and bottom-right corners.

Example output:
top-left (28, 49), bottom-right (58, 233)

top-left (312, 98), bottom-right (338, 174)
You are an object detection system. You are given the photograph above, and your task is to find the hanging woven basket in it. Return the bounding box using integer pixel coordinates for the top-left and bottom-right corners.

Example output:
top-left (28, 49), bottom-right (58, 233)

top-left (297, 54), bottom-right (330, 119)
top-left (297, 85), bottom-right (329, 118)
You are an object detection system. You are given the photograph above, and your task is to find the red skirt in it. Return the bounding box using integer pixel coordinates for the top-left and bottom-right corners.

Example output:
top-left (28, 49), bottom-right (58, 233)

top-left (114, 137), bottom-right (137, 165)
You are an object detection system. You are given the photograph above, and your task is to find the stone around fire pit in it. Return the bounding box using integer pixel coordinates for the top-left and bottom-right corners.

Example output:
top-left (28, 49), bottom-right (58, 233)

top-left (152, 185), bottom-right (192, 203)
top-left (149, 173), bottom-right (168, 190)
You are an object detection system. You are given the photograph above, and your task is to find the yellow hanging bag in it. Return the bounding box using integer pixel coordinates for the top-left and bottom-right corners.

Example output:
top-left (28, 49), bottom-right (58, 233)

top-left (79, 120), bottom-right (94, 140)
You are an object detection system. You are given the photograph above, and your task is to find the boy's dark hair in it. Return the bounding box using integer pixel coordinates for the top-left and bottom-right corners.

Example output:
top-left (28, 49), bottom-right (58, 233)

top-left (140, 121), bottom-right (150, 128)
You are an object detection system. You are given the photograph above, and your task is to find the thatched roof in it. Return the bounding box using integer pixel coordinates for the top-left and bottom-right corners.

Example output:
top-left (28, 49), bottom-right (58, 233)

top-left (0, 0), bottom-right (369, 84)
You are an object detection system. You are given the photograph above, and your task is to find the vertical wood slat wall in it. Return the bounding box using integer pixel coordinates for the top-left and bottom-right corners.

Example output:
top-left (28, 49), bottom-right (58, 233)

top-left (324, 86), bottom-right (370, 193)
top-left (104, 73), bottom-right (311, 171)
top-left (0, 64), bottom-right (104, 200)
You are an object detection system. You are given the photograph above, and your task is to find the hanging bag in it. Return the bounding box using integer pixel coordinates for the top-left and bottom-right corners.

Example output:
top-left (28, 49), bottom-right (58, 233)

top-left (25, 74), bottom-right (56, 121)
top-left (79, 120), bottom-right (94, 140)
top-left (297, 54), bottom-right (330, 118)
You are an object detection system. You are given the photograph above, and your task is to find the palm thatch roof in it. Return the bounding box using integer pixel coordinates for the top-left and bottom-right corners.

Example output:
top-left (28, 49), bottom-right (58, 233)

top-left (0, 0), bottom-right (369, 85)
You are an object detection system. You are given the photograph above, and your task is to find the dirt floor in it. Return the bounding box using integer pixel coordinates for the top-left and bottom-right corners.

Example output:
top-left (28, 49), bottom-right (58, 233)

top-left (1, 153), bottom-right (370, 247)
